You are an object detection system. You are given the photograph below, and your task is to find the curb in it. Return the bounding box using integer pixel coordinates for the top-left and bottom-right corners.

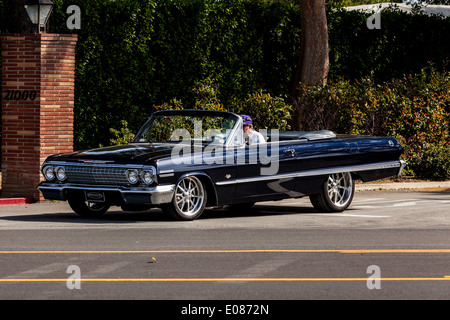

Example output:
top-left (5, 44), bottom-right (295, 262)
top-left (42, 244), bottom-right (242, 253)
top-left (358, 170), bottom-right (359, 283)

top-left (356, 181), bottom-right (450, 192)
top-left (0, 198), bottom-right (35, 206)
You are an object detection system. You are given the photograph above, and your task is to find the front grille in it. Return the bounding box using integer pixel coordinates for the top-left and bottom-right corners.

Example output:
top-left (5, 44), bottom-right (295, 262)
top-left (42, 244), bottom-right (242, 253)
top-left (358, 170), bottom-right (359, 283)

top-left (64, 165), bottom-right (130, 185)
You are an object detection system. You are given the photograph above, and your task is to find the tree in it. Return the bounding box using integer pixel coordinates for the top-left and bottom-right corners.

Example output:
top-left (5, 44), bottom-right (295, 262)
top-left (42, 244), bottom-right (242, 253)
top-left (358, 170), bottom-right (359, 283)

top-left (291, 0), bottom-right (329, 131)
top-left (292, 0), bottom-right (329, 96)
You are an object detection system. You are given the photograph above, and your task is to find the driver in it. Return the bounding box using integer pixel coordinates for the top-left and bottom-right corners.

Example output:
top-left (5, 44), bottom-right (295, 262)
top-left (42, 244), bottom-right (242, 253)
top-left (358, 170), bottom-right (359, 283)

top-left (241, 114), bottom-right (266, 145)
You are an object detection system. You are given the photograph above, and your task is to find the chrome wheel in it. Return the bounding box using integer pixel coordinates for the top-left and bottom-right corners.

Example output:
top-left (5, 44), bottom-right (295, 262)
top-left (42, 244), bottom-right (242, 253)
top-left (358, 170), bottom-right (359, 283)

top-left (175, 176), bottom-right (205, 216)
top-left (326, 173), bottom-right (353, 208)
top-left (163, 176), bottom-right (207, 220)
top-left (310, 172), bottom-right (355, 212)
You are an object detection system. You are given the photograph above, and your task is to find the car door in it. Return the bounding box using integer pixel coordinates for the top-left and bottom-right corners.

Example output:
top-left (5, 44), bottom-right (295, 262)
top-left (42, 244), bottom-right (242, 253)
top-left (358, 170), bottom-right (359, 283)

top-left (233, 141), bottom-right (297, 201)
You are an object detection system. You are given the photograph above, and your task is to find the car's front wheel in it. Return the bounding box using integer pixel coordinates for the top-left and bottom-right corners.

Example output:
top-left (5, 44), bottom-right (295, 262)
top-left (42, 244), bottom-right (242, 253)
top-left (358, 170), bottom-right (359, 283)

top-left (162, 176), bottom-right (207, 221)
top-left (68, 192), bottom-right (110, 217)
top-left (310, 172), bottom-right (355, 212)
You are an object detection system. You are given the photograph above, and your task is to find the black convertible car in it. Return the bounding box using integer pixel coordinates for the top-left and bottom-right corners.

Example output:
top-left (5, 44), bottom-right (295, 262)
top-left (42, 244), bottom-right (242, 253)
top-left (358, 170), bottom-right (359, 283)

top-left (38, 110), bottom-right (405, 220)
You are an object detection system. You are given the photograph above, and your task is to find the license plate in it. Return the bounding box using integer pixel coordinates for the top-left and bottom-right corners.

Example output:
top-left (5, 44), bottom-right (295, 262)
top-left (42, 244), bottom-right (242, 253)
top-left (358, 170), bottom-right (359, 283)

top-left (84, 191), bottom-right (106, 203)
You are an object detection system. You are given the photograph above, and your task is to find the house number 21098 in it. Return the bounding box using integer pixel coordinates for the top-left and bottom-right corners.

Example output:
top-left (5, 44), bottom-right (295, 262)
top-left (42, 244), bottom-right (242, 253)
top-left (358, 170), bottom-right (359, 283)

top-left (3, 90), bottom-right (37, 101)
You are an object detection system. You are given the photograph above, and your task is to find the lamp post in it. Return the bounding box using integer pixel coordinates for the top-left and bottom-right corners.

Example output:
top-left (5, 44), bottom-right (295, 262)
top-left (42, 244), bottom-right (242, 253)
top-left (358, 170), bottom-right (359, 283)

top-left (23, 0), bottom-right (54, 33)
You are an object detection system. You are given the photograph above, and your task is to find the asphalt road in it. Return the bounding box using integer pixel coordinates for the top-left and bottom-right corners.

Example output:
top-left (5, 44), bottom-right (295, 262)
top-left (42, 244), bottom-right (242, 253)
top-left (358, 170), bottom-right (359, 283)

top-left (0, 190), bottom-right (449, 306)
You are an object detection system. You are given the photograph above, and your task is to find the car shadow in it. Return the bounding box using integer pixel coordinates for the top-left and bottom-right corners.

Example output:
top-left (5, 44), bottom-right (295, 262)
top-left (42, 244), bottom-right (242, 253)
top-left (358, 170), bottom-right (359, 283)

top-left (202, 204), bottom-right (320, 220)
top-left (0, 204), bottom-right (324, 224)
top-left (0, 208), bottom-right (169, 224)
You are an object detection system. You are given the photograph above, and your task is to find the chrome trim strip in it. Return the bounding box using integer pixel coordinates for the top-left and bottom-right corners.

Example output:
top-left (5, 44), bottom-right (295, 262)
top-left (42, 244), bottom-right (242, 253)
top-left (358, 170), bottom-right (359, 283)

top-left (42, 161), bottom-right (145, 170)
top-left (159, 173), bottom-right (174, 178)
top-left (215, 160), bottom-right (403, 186)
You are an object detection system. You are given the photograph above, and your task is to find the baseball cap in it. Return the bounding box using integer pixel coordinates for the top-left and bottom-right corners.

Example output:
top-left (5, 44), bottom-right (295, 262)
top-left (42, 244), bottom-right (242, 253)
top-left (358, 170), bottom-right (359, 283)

top-left (241, 114), bottom-right (252, 126)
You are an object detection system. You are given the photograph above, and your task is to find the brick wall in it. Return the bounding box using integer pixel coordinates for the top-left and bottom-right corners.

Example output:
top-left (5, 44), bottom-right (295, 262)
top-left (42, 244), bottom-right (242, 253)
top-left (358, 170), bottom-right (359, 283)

top-left (1, 34), bottom-right (77, 200)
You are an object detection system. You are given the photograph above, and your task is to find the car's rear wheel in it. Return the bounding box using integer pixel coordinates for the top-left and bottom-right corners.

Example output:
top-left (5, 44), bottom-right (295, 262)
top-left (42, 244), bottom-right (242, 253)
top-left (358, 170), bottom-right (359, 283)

top-left (310, 172), bottom-right (355, 212)
top-left (68, 192), bottom-right (110, 217)
top-left (162, 176), bottom-right (207, 221)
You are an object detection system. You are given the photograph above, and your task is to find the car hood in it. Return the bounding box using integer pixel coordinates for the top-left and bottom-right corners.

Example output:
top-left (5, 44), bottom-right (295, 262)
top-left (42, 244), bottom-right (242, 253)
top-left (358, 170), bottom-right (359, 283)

top-left (45, 143), bottom-right (177, 165)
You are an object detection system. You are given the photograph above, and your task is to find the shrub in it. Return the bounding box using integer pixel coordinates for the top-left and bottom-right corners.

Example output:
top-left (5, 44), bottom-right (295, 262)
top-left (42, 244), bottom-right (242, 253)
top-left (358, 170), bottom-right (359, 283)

top-left (109, 120), bottom-right (135, 145)
top-left (292, 80), bottom-right (349, 132)
top-left (408, 144), bottom-right (450, 180)
top-left (148, 78), bottom-right (292, 132)
top-left (229, 89), bottom-right (292, 131)
top-left (293, 66), bottom-right (450, 180)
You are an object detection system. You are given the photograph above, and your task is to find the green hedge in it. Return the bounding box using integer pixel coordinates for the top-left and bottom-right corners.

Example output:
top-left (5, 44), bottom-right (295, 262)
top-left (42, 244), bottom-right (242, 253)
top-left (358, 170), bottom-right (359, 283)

top-left (1, 0), bottom-right (450, 154)
top-left (47, 0), bottom-right (450, 149)
top-left (48, 0), bottom-right (301, 149)
top-left (328, 6), bottom-right (450, 82)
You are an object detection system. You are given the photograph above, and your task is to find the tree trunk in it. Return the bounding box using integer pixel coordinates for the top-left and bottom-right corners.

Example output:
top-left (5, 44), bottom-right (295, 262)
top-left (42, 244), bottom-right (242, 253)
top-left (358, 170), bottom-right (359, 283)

top-left (293, 0), bottom-right (329, 95)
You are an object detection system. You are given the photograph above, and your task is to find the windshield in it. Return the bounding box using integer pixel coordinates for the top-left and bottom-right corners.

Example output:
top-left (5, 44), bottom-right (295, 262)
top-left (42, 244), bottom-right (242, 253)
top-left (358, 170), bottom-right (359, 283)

top-left (133, 111), bottom-right (240, 146)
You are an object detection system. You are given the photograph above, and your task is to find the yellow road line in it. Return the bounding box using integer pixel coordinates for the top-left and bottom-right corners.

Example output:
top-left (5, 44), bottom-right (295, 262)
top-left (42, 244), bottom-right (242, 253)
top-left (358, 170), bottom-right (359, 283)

top-left (0, 250), bottom-right (337, 254)
top-left (0, 249), bottom-right (449, 254)
top-left (0, 250), bottom-right (332, 254)
top-left (1, 277), bottom-right (449, 282)
top-left (340, 249), bottom-right (450, 253)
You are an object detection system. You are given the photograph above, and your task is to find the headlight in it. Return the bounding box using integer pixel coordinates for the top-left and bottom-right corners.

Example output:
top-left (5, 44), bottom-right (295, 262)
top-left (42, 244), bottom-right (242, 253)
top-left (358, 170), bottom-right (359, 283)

top-left (42, 166), bottom-right (55, 181)
top-left (141, 170), bottom-right (155, 185)
top-left (126, 169), bottom-right (139, 184)
top-left (55, 166), bottom-right (67, 181)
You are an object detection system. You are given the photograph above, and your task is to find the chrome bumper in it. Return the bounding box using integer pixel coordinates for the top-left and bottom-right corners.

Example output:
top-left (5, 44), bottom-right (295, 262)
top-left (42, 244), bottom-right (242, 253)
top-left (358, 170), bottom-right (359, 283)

top-left (398, 160), bottom-right (407, 176)
top-left (37, 183), bottom-right (175, 205)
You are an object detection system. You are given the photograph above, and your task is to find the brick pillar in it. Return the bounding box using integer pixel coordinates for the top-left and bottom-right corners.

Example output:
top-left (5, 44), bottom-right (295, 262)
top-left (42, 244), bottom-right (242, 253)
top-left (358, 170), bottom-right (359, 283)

top-left (1, 34), bottom-right (77, 201)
